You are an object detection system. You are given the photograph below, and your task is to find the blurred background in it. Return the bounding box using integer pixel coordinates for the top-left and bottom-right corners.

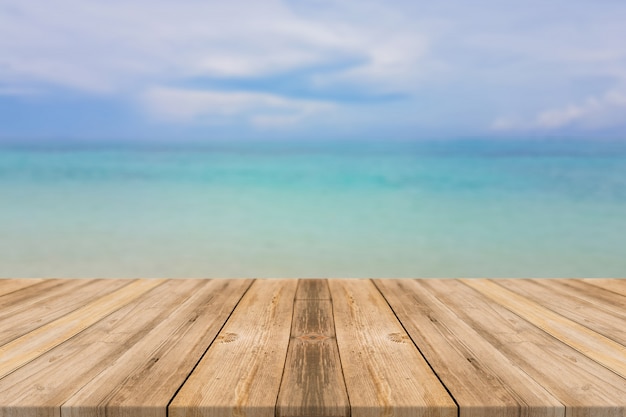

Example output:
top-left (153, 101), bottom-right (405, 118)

top-left (1, 0), bottom-right (626, 278)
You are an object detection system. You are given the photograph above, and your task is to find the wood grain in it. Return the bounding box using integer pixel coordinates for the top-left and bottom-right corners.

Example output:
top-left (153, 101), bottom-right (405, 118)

top-left (1, 278), bottom-right (625, 417)
top-left (295, 279), bottom-right (330, 300)
top-left (0, 279), bottom-right (71, 310)
top-left (62, 279), bottom-right (253, 417)
top-left (0, 280), bottom-right (88, 326)
top-left (277, 280), bottom-right (349, 417)
top-left (375, 279), bottom-right (563, 417)
top-left (582, 278), bottom-right (626, 297)
top-left (169, 279), bottom-right (298, 417)
top-left (494, 279), bottom-right (626, 346)
top-left (433, 279), bottom-right (626, 417)
top-left (0, 279), bottom-right (164, 379)
top-left (0, 279), bottom-right (130, 346)
top-left (329, 279), bottom-right (457, 417)
top-left (463, 279), bottom-right (626, 379)
top-left (0, 279), bottom-right (44, 297)
top-left (545, 279), bottom-right (626, 315)
top-left (0, 279), bottom-right (202, 417)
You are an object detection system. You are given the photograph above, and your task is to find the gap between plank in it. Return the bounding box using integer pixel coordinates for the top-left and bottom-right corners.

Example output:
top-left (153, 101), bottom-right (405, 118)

top-left (461, 279), bottom-right (626, 382)
top-left (274, 280), bottom-right (299, 416)
top-left (328, 279), bottom-right (352, 417)
top-left (371, 279), bottom-right (461, 417)
top-left (164, 278), bottom-right (256, 417)
top-left (0, 279), bottom-right (165, 380)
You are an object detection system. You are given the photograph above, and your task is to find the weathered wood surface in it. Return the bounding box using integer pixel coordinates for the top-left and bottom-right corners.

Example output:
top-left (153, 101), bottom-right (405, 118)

top-left (374, 279), bottom-right (563, 417)
top-left (494, 279), bottom-right (626, 345)
top-left (62, 279), bottom-right (253, 417)
top-left (0, 279), bottom-right (44, 297)
top-left (583, 278), bottom-right (626, 298)
top-left (448, 279), bottom-right (626, 417)
top-left (329, 279), bottom-right (457, 417)
top-left (0, 279), bottom-right (165, 380)
top-left (0, 279), bottom-right (130, 347)
top-left (169, 279), bottom-right (298, 417)
top-left (463, 279), bottom-right (626, 380)
top-left (0, 280), bottom-right (194, 417)
top-left (277, 280), bottom-right (349, 417)
top-left (0, 278), bottom-right (625, 417)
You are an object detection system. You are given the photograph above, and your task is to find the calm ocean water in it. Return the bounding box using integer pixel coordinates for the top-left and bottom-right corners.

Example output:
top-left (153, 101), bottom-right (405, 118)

top-left (1, 140), bottom-right (625, 278)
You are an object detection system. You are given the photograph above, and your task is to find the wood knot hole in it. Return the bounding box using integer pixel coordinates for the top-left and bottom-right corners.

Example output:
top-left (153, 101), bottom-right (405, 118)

top-left (218, 332), bottom-right (238, 343)
top-left (387, 332), bottom-right (410, 343)
top-left (297, 333), bottom-right (329, 343)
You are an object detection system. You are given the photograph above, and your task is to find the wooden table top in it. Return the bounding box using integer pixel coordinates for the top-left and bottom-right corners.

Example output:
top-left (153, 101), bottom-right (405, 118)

top-left (0, 278), bottom-right (625, 417)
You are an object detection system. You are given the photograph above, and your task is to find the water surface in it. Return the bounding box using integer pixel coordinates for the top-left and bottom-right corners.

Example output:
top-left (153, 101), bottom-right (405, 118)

top-left (1, 140), bottom-right (625, 278)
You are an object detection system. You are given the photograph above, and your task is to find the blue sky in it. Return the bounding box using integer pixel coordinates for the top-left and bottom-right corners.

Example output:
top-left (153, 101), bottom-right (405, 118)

top-left (1, 0), bottom-right (626, 142)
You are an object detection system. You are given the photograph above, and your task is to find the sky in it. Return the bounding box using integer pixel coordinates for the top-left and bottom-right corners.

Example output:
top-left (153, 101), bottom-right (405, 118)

top-left (1, 0), bottom-right (626, 142)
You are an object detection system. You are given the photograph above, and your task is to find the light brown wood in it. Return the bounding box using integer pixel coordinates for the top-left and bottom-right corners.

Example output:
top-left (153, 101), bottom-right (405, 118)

top-left (0, 279), bottom-right (44, 297)
top-left (435, 279), bottom-right (626, 417)
top-left (1, 278), bottom-right (626, 417)
top-left (547, 279), bottom-right (626, 315)
top-left (0, 279), bottom-right (203, 417)
top-left (295, 279), bottom-right (330, 300)
top-left (169, 279), bottom-right (298, 417)
top-left (277, 280), bottom-right (349, 417)
top-left (0, 279), bottom-right (130, 346)
top-left (0, 279), bottom-right (70, 310)
top-left (0, 279), bottom-right (164, 379)
top-left (582, 278), bottom-right (626, 297)
top-left (494, 279), bottom-right (626, 346)
top-left (329, 279), bottom-right (457, 417)
top-left (0, 279), bottom-right (87, 325)
top-left (463, 279), bottom-right (626, 380)
top-left (374, 279), bottom-right (564, 417)
top-left (62, 279), bottom-right (253, 417)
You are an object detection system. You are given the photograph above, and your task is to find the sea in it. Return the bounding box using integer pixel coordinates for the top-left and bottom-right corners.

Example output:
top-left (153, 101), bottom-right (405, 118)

top-left (1, 139), bottom-right (625, 278)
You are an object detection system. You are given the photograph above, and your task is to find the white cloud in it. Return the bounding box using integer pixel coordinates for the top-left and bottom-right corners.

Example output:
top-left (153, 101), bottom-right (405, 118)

top-left (0, 0), bottom-right (439, 130)
top-left (3, 0), bottom-right (626, 134)
top-left (142, 87), bottom-right (334, 127)
top-left (314, 33), bottom-right (436, 92)
top-left (536, 104), bottom-right (588, 129)
top-left (490, 117), bottom-right (520, 131)
top-left (492, 89), bottom-right (626, 131)
top-left (0, 0), bottom-right (431, 93)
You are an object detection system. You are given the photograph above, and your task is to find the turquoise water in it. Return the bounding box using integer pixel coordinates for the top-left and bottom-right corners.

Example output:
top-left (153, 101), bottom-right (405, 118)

top-left (1, 140), bottom-right (625, 278)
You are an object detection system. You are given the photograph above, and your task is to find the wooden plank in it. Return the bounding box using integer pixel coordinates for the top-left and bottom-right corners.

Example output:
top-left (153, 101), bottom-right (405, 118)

top-left (0, 279), bottom-right (204, 417)
top-left (495, 279), bottom-right (626, 346)
top-left (277, 280), bottom-right (349, 417)
top-left (169, 279), bottom-right (298, 417)
top-left (0, 279), bottom-right (90, 344)
top-left (463, 279), bottom-right (626, 379)
top-left (62, 279), bottom-right (252, 417)
top-left (374, 279), bottom-right (563, 417)
top-left (0, 279), bottom-right (131, 346)
top-left (0, 279), bottom-right (44, 297)
top-left (430, 279), bottom-right (626, 417)
top-left (0, 279), bottom-right (71, 310)
top-left (582, 278), bottom-right (626, 297)
top-left (0, 279), bottom-right (164, 379)
top-left (295, 279), bottom-right (330, 300)
top-left (548, 279), bottom-right (626, 314)
top-left (1, 278), bottom-right (625, 417)
top-left (329, 279), bottom-right (457, 417)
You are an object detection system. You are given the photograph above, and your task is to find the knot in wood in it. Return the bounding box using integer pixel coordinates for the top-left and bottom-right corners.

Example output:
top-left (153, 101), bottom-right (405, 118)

top-left (387, 332), bottom-right (410, 343)
top-left (297, 333), bottom-right (329, 343)
top-left (217, 332), bottom-right (238, 343)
